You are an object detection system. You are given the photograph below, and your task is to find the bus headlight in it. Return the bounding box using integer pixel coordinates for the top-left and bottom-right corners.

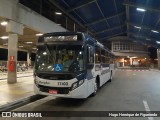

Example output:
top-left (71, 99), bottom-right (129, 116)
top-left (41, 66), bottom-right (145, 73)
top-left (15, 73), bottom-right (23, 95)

top-left (78, 80), bottom-right (84, 86)
top-left (72, 83), bottom-right (78, 90)
top-left (71, 80), bottom-right (84, 90)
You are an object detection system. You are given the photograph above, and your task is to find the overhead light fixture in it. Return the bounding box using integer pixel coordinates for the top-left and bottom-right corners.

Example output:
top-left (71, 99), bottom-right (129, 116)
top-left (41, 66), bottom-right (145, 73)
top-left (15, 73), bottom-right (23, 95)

top-left (55, 12), bottom-right (62, 15)
top-left (146, 38), bottom-right (151, 41)
top-left (1, 21), bottom-right (8, 26)
top-left (0, 36), bottom-right (9, 39)
top-left (156, 41), bottom-right (160, 44)
top-left (32, 47), bottom-right (37, 50)
top-left (134, 26), bottom-right (141, 29)
top-left (57, 24), bottom-right (61, 26)
top-left (19, 46), bottom-right (23, 48)
top-left (36, 33), bottom-right (43, 36)
top-left (25, 42), bottom-right (33, 44)
top-left (3, 43), bottom-right (8, 46)
top-left (43, 52), bottom-right (47, 55)
top-left (151, 30), bottom-right (159, 33)
top-left (136, 8), bottom-right (146, 12)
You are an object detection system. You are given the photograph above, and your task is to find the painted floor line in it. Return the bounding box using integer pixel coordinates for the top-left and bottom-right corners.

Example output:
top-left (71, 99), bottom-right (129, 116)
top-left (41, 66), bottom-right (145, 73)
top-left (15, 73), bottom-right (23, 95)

top-left (143, 100), bottom-right (154, 120)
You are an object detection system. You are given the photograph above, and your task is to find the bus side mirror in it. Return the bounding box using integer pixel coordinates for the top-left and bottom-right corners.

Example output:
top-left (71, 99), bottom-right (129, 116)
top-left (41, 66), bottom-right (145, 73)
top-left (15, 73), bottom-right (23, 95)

top-left (87, 63), bottom-right (94, 70)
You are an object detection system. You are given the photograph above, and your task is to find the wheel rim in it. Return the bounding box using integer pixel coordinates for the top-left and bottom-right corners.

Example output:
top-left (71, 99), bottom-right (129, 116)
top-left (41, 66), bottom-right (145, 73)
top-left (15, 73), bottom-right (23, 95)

top-left (110, 72), bottom-right (112, 80)
top-left (110, 74), bottom-right (112, 80)
top-left (94, 82), bottom-right (97, 93)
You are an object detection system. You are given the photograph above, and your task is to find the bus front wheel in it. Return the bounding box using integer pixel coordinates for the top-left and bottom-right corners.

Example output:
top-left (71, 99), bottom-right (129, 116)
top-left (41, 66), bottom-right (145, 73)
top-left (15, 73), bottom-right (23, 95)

top-left (108, 71), bottom-right (112, 82)
top-left (91, 80), bottom-right (98, 97)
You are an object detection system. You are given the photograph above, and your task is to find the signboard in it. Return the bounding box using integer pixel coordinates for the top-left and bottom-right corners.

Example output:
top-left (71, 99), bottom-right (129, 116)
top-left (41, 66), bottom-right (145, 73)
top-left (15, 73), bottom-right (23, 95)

top-left (10, 56), bottom-right (14, 61)
top-left (44, 35), bottom-right (78, 42)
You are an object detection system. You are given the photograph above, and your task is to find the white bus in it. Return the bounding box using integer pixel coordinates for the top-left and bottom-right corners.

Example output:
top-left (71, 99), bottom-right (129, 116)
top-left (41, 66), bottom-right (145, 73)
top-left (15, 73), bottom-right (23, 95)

top-left (34, 32), bottom-right (115, 98)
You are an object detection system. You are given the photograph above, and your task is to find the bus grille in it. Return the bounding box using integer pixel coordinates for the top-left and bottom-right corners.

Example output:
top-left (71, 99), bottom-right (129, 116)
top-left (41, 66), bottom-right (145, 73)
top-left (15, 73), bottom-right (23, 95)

top-left (38, 85), bottom-right (70, 94)
top-left (37, 73), bottom-right (74, 80)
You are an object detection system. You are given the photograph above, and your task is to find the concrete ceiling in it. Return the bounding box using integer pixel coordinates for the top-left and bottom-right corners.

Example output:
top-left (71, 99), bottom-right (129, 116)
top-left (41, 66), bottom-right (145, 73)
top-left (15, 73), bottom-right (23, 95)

top-left (0, 17), bottom-right (41, 52)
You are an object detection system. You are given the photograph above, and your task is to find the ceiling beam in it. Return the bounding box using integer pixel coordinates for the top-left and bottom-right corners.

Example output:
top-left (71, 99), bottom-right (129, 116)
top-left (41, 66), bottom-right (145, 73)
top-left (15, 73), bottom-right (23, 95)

top-left (85, 12), bottom-right (125, 26)
top-left (67, 0), bottom-right (96, 12)
top-left (128, 38), bottom-right (158, 48)
top-left (48, 0), bottom-right (95, 37)
top-left (128, 33), bottom-right (160, 48)
top-left (128, 22), bottom-right (160, 33)
top-left (99, 32), bottom-right (126, 41)
top-left (125, 0), bottom-right (129, 40)
top-left (123, 2), bottom-right (160, 13)
top-left (94, 24), bottom-right (126, 35)
top-left (128, 32), bottom-right (160, 42)
top-left (95, 0), bottom-right (110, 28)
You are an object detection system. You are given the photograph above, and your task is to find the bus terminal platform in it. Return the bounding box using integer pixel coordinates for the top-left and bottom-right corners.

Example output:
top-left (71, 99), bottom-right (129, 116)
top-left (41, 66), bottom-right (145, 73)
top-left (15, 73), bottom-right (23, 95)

top-left (0, 74), bottom-right (34, 106)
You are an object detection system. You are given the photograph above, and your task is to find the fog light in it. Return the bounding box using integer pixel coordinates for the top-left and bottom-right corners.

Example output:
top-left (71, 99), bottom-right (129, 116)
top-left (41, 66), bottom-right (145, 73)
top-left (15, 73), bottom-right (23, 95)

top-left (79, 80), bottom-right (84, 86)
top-left (71, 82), bottom-right (78, 90)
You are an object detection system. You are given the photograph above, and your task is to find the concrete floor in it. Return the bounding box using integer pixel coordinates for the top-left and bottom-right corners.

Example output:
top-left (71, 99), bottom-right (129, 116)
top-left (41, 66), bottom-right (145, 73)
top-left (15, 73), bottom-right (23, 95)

top-left (1, 69), bottom-right (160, 120)
top-left (0, 76), bottom-right (34, 105)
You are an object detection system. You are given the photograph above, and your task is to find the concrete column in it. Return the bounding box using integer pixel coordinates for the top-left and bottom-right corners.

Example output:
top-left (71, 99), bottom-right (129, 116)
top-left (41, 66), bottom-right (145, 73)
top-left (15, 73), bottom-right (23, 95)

top-left (111, 42), bottom-right (114, 52)
top-left (27, 51), bottom-right (31, 67)
top-left (130, 58), bottom-right (132, 66)
top-left (7, 34), bottom-right (18, 84)
top-left (158, 49), bottom-right (160, 70)
top-left (146, 57), bottom-right (149, 68)
top-left (6, 20), bottom-right (23, 84)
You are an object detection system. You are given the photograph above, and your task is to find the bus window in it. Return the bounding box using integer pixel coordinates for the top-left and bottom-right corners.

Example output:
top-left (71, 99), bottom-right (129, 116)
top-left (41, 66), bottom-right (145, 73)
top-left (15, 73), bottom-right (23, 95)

top-left (95, 45), bottom-right (101, 63)
top-left (87, 46), bottom-right (94, 64)
top-left (105, 51), bottom-right (110, 64)
top-left (101, 49), bottom-right (105, 63)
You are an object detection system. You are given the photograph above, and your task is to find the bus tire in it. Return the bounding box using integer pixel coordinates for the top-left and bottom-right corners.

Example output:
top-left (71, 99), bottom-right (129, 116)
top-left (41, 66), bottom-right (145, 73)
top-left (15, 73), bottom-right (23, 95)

top-left (91, 78), bottom-right (99, 97)
top-left (108, 71), bottom-right (112, 82)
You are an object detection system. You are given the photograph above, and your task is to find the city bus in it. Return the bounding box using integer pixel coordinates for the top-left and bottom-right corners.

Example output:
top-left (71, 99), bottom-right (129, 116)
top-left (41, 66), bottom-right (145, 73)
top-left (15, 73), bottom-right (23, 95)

top-left (34, 32), bottom-right (115, 98)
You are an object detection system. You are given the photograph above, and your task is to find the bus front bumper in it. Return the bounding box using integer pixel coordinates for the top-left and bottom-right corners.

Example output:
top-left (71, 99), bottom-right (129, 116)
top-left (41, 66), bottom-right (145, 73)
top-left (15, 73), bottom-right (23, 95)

top-left (34, 81), bottom-right (88, 98)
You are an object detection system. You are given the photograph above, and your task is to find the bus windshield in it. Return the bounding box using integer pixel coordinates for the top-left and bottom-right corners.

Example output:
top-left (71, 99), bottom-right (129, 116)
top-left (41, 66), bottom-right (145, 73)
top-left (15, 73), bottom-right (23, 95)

top-left (35, 44), bottom-right (84, 72)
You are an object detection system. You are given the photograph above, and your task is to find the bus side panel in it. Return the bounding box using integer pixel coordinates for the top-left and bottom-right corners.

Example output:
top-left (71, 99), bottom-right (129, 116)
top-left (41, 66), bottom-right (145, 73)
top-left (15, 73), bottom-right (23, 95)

top-left (100, 71), bottom-right (110, 86)
top-left (100, 65), bottom-right (110, 86)
top-left (86, 69), bottom-right (95, 96)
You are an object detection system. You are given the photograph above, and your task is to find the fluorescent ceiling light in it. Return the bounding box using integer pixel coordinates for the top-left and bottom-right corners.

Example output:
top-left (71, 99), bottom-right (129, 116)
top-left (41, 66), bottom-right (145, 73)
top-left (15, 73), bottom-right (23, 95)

top-left (136, 8), bottom-right (146, 12)
top-left (19, 46), bottom-right (23, 47)
top-left (3, 43), bottom-right (7, 45)
top-left (134, 26), bottom-right (141, 29)
top-left (146, 38), bottom-right (151, 41)
top-left (151, 30), bottom-right (159, 33)
top-left (0, 36), bottom-right (9, 39)
top-left (1, 21), bottom-right (8, 26)
top-left (55, 12), bottom-right (62, 15)
top-left (25, 42), bottom-right (33, 44)
top-left (57, 24), bottom-right (61, 26)
top-left (156, 41), bottom-right (160, 44)
top-left (36, 33), bottom-right (43, 36)
top-left (43, 52), bottom-right (47, 55)
top-left (32, 48), bottom-right (37, 50)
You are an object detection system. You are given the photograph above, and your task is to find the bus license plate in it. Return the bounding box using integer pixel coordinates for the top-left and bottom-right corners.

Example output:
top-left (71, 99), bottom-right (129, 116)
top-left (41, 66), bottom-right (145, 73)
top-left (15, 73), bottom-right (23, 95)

top-left (49, 90), bottom-right (58, 94)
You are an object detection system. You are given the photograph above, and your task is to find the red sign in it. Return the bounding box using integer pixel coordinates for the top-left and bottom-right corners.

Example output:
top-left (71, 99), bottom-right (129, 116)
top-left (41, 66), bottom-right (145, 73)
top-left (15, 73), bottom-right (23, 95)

top-left (9, 61), bottom-right (14, 72)
top-left (10, 56), bottom-right (14, 61)
top-left (48, 90), bottom-right (58, 94)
